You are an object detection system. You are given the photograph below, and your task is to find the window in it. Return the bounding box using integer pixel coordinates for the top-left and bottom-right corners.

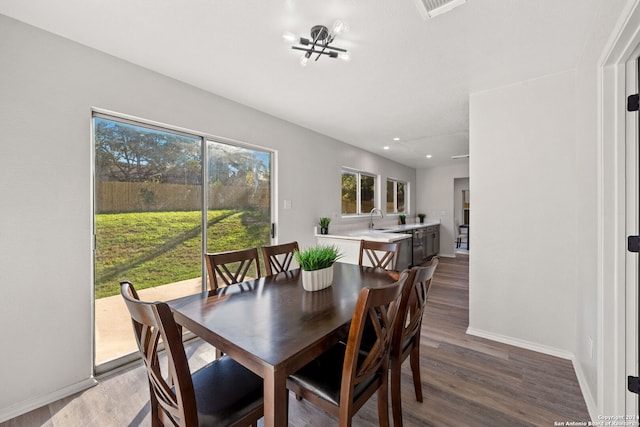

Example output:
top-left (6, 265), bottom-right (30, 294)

top-left (386, 178), bottom-right (407, 214)
top-left (341, 169), bottom-right (376, 215)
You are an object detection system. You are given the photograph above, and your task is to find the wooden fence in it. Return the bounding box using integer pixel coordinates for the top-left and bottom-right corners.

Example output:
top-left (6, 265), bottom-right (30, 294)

top-left (96, 181), bottom-right (270, 213)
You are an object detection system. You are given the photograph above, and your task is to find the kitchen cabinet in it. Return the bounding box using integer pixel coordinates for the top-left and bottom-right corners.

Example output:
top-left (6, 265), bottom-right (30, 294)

top-left (425, 225), bottom-right (440, 259)
top-left (316, 232), bottom-right (412, 270)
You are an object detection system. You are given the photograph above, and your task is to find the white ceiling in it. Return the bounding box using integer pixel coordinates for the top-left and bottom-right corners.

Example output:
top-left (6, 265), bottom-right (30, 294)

top-left (0, 0), bottom-right (615, 168)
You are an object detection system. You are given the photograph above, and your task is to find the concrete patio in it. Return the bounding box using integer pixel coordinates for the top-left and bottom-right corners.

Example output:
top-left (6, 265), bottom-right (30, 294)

top-left (94, 277), bottom-right (203, 365)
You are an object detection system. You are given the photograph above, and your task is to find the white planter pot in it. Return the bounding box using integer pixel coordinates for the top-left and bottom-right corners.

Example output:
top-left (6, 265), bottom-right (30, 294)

top-left (301, 265), bottom-right (334, 292)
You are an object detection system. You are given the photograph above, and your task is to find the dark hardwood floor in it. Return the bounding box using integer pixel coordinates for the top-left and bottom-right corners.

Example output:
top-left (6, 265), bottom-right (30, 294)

top-left (1, 254), bottom-right (589, 426)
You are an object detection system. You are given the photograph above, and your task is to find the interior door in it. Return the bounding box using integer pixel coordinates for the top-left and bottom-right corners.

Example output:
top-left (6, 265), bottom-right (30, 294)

top-left (626, 53), bottom-right (640, 415)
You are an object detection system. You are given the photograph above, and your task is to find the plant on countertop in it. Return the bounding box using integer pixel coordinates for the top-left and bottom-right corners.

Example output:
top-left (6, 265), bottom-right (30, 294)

top-left (319, 217), bottom-right (331, 235)
top-left (294, 245), bottom-right (343, 271)
top-left (399, 214), bottom-right (407, 224)
top-left (418, 213), bottom-right (426, 223)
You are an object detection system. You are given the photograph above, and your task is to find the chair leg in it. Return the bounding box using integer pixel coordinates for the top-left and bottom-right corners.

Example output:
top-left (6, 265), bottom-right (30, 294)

top-left (390, 360), bottom-right (403, 427)
top-left (409, 346), bottom-right (423, 402)
top-left (377, 376), bottom-right (391, 427)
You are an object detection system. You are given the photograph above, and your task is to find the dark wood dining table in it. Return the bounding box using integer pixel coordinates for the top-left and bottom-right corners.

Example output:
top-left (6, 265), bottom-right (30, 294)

top-left (167, 262), bottom-right (399, 427)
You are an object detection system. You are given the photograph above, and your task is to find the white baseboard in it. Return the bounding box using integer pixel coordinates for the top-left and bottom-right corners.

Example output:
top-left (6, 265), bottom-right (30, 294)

top-left (466, 326), bottom-right (574, 360)
top-left (571, 360), bottom-right (597, 421)
top-left (0, 377), bottom-right (97, 423)
top-left (466, 327), bottom-right (597, 420)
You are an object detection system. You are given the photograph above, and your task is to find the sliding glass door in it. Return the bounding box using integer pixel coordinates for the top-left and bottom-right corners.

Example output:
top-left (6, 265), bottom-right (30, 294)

top-left (93, 115), bottom-right (272, 369)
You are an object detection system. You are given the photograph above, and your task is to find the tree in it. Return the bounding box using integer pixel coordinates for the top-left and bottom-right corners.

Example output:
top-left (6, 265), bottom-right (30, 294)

top-left (95, 118), bottom-right (201, 183)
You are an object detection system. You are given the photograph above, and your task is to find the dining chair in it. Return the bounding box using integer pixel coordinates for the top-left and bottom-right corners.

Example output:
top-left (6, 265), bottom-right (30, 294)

top-left (120, 281), bottom-right (264, 427)
top-left (358, 239), bottom-right (400, 270)
top-left (260, 241), bottom-right (299, 276)
top-left (204, 247), bottom-right (261, 290)
top-left (456, 221), bottom-right (468, 248)
top-left (286, 271), bottom-right (409, 427)
top-left (390, 257), bottom-right (439, 427)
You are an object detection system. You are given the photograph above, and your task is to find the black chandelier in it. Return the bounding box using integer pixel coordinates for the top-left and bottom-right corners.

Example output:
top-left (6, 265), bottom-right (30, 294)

top-left (288, 21), bottom-right (348, 66)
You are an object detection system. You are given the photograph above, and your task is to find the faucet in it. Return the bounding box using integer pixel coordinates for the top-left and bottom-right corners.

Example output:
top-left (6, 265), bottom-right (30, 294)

top-left (369, 208), bottom-right (383, 229)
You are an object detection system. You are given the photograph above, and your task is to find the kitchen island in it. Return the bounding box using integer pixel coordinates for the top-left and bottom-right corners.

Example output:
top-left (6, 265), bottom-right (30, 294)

top-left (316, 220), bottom-right (440, 270)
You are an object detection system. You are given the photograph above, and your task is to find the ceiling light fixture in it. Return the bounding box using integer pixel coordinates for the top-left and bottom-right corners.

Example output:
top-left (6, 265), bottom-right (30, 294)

top-left (426, 154), bottom-right (432, 158)
top-left (393, 137), bottom-right (400, 141)
top-left (383, 146), bottom-right (390, 150)
top-left (290, 21), bottom-right (348, 66)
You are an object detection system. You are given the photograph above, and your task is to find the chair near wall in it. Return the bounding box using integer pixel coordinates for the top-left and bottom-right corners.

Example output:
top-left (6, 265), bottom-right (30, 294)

top-left (120, 281), bottom-right (264, 427)
top-left (286, 271), bottom-right (409, 427)
top-left (358, 240), bottom-right (400, 270)
top-left (456, 221), bottom-right (468, 249)
top-left (204, 247), bottom-right (261, 290)
top-left (390, 257), bottom-right (439, 427)
top-left (260, 241), bottom-right (299, 276)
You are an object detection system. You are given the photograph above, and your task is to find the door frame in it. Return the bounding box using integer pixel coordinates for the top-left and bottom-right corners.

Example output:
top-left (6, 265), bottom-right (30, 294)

top-left (600, 0), bottom-right (640, 416)
top-left (91, 109), bottom-right (277, 374)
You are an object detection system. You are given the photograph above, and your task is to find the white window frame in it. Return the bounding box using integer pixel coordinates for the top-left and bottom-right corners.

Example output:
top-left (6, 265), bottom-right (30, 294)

top-left (341, 168), bottom-right (378, 217)
top-left (386, 178), bottom-right (408, 214)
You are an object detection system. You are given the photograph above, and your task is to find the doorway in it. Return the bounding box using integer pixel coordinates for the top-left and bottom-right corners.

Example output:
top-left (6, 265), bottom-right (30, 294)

top-left (454, 177), bottom-right (469, 253)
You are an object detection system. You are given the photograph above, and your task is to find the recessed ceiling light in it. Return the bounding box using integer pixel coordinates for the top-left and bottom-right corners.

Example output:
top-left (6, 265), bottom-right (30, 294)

top-left (426, 154), bottom-right (432, 158)
top-left (393, 137), bottom-right (400, 141)
top-left (383, 146), bottom-right (390, 150)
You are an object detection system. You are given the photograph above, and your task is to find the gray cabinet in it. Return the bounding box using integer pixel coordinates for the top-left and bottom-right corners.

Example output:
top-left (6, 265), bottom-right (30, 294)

top-left (396, 236), bottom-right (412, 270)
top-left (425, 225), bottom-right (440, 259)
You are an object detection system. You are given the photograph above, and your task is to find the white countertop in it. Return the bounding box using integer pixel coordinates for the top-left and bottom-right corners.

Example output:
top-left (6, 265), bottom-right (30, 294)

top-left (315, 220), bottom-right (440, 243)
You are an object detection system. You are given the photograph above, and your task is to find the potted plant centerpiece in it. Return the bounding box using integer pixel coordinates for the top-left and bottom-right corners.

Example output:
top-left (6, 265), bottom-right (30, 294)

top-left (399, 214), bottom-right (407, 225)
top-left (294, 244), bottom-right (342, 291)
top-left (319, 217), bottom-right (331, 235)
top-left (418, 213), bottom-right (426, 224)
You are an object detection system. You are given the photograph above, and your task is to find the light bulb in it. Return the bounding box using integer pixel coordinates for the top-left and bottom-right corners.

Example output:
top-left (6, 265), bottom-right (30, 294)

top-left (332, 20), bottom-right (345, 35)
top-left (339, 52), bottom-right (351, 61)
top-left (282, 31), bottom-right (297, 43)
top-left (300, 55), bottom-right (309, 67)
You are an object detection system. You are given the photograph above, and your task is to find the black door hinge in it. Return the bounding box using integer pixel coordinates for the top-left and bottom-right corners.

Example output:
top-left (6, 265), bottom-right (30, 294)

top-left (629, 376), bottom-right (640, 394)
top-left (629, 235), bottom-right (640, 253)
top-left (628, 94), bottom-right (640, 112)
top-left (271, 223), bottom-right (276, 239)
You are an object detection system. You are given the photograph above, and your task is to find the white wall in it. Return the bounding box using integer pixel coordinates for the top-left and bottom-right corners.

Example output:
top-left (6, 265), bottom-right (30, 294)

top-left (0, 15), bottom-right (416, 421)
top-left (468, 2), bottom-right (631, 417)
top-left (469, 71), bottom-right (578, 355)
top-left (416, 163), bottom-right (469, 257)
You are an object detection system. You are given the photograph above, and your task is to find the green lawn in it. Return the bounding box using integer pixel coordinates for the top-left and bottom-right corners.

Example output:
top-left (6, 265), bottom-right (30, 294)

top-left (95, 209), bottom-right (270, 298)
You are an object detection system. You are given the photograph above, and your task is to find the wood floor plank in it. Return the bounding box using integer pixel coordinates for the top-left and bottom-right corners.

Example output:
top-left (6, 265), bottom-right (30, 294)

top-left (1, 254), bottom-right (590, 426)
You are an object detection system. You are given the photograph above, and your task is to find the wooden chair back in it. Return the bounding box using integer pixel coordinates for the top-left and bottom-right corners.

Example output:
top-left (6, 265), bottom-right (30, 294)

top-left (261, 241), bottom-right (299, 276)
top-left (358, 240), bottom-right (400, 270)
top-left (390, 257), bottom-right (439, 427)
top-left (120, 281), bottom-right (198, 426)
top-left (204, 247), bottom-right (261, 290)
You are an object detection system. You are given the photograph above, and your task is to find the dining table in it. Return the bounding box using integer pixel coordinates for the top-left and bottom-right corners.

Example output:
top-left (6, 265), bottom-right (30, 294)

top-left (167, 261), bottom-right (399, 427)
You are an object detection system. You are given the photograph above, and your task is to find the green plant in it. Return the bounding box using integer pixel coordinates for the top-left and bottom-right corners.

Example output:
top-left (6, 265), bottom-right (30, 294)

top-left (294, 245), bottom-right (343, 271)
top-left (399, 214), bottom-right (406, 220)
top-left (418, 213), bottom-right (426, 220)
top-left (319, 217), bottom-right (331, 228)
